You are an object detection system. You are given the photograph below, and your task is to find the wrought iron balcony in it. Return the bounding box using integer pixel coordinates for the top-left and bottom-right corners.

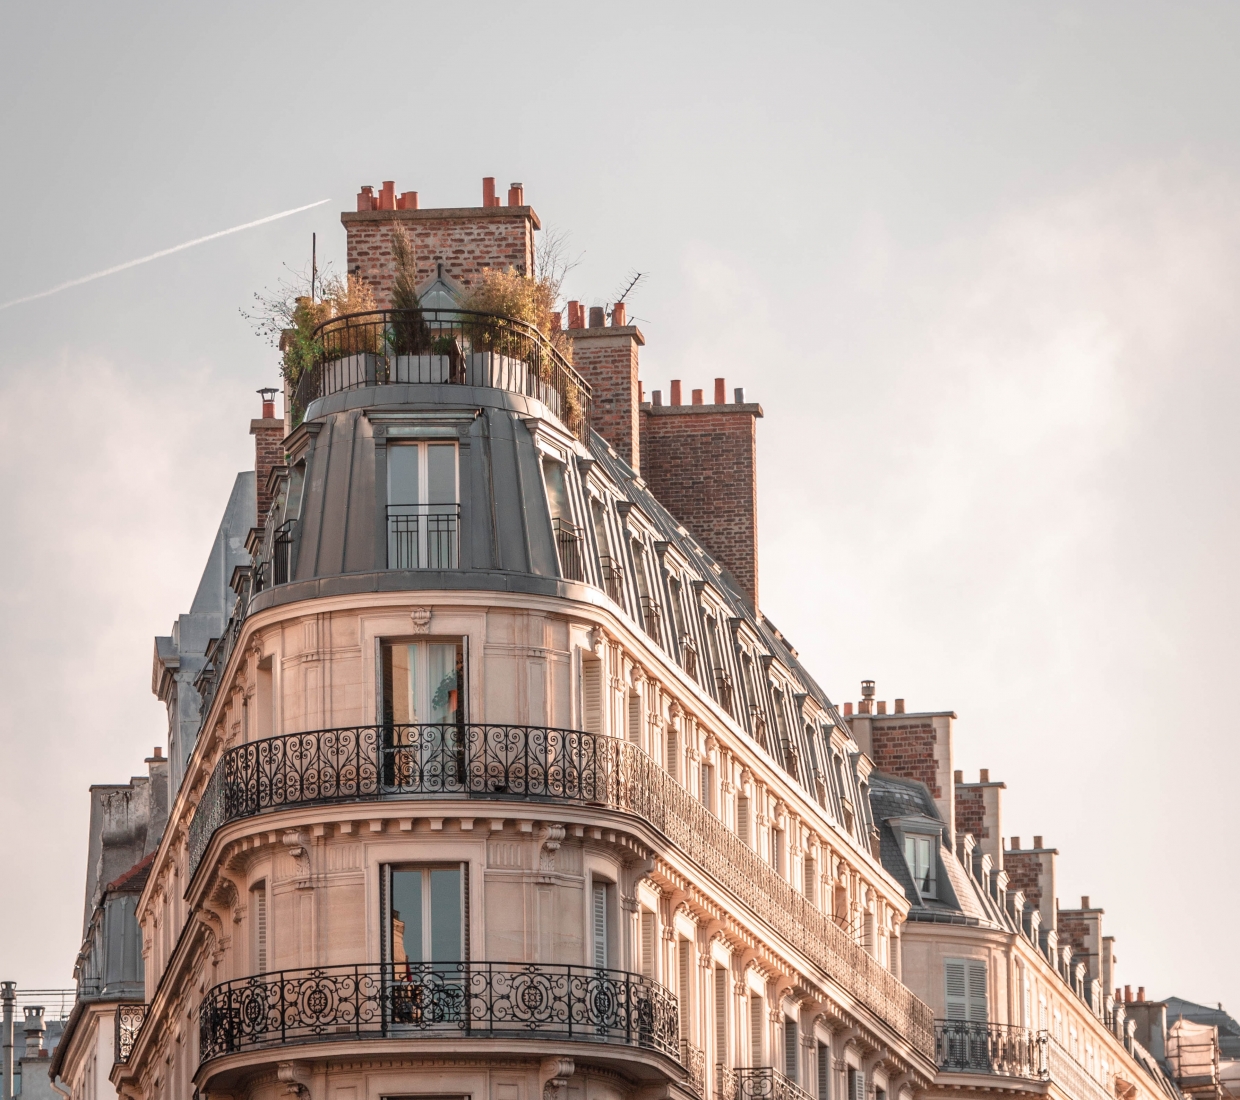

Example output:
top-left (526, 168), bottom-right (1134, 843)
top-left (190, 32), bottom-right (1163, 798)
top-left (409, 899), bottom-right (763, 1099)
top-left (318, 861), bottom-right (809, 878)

top-left (599, 554), bottom-right (625, 603)
top-left (115, 1002), bottom-right (148, 1063)
top-left (681, 1040), bottom-right (705, 1095)
top-left (554, 518), bottom-right (585, 581)
top-left (935, 1020), bottom-right (1048, 1079)
top-left (292, 308), bottom-right (592, 442)
top-left (640, 596), bottom-right (661, 639)
top-left (187, 723), bottom-right (934, 1057)
top-left (198, 961), bottom-right (679, 1065)
top-left (386, 504), bottom-right (460, 569)
top-left (717, 1065), bottom-right (816, 1100)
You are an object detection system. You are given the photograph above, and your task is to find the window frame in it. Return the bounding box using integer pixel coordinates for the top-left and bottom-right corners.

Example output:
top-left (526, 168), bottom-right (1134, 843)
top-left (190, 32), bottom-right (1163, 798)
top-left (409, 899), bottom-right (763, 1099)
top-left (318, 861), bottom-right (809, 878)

top-left (383, 862), bottom-right (469, 967)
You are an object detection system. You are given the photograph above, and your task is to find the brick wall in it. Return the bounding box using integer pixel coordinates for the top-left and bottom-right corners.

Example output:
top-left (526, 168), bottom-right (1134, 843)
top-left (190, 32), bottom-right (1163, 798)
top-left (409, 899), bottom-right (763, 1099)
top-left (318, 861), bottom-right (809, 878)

top-left (342, 207), bottom-right (537, 307)
top-left (955, 785), bottom-right (988, 841)
top-left (1004, 850), bottom-right (1045, 913)
top-left (571, 327), bottom-right (643, 470)
top-left (868, 719), bottom-right (941, 799)
top-left (251, 418), bottom-right (285, 524)
top-left (1057, 914), bottom-right (1090, 959)
top-left (640, 404), bottom-right (762, 607)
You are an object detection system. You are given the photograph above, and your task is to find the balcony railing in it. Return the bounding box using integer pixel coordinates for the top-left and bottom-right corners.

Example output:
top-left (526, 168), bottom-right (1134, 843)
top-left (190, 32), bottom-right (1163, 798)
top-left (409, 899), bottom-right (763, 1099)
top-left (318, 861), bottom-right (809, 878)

top-left (681, 1040), bottom-right (706, 1095)
top-left (599, 554), bottom-right (625, 603)
top-left (935, 1020), bottom-right (1048, 1079)
top-left (187, 723), bottom-right (934, 1057)
top-left (115, 1002), bottom-right (148, 1064)
top-left (386, 504), bottom-right (460, 569)
top-left (640, 596), bottom-right (662, 639)
top-left (717, 1066), bottom-right (816, 1100)
top-left (272, 520), bottom-right (295, 585)
top-left (292, 308), bottom-right (592, 443)
top-left (1047, 1036), bottom-right (1116, 1100)
top-left (554, 518), bottom-right (585, 582)
top-left (199, 961), bottom-right (678, 1065)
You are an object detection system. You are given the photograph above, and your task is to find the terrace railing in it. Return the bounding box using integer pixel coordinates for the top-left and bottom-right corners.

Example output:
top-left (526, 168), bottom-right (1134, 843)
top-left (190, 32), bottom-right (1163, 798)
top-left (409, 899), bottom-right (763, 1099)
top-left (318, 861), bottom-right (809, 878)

top-left (292, 309), bottom-right (592, 442)
top-left (935, 1020), bottom-right (1047, 1079)
top-left (115, 1003), bottom-right (148, 1064)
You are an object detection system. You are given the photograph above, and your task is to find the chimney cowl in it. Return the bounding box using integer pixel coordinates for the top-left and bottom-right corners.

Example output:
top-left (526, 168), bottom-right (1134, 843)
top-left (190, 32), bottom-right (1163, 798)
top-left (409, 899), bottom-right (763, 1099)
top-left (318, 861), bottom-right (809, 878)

top-left (861, 680), bottom-right (875, 699)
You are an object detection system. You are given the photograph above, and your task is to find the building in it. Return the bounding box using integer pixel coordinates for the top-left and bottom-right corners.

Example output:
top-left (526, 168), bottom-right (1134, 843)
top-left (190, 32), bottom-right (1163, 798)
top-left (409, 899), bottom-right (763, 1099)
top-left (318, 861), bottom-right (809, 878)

top-left (845, 688), bottom-right (1183, 1100)
top-left (100, 179), bottom-right (937, 1100)
top-left (50, 752), bottom-right (169, 1099)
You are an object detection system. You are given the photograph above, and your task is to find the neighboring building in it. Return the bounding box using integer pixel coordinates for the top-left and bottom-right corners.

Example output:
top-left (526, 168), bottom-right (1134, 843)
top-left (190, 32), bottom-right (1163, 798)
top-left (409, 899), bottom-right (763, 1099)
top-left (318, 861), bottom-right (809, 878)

top-left (50, 752), bottom-right (169, 1099)
top-left (1128, 996), bottom-right (1240, 1100)
top-left (103, 180), bottom-right (937, 1100)
top-left (848, 690), bottom-right (1182, 1100)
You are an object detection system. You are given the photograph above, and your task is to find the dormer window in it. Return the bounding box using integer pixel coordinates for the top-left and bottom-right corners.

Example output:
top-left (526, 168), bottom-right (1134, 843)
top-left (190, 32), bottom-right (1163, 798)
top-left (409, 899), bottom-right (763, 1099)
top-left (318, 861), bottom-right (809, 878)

top-left (904, 834), bottom-right (937, 899)
top-left (387, 442), bottom-right (459, 569)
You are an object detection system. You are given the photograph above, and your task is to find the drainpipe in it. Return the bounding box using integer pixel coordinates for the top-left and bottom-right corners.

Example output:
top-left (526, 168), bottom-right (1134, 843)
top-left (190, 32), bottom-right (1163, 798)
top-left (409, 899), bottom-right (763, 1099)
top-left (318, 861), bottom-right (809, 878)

top-left (1, 981), bottom-right (14, 1100)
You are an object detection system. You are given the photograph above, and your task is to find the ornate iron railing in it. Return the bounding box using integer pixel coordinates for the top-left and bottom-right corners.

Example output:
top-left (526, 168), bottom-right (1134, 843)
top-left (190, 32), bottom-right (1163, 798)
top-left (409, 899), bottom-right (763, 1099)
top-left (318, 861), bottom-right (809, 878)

top-left (115, 1002), bottom-right (148, 1063)
top-left (386, 504), bottom-right (460, 569)
top-left (935, 1020), bottom-right (1048, 1079)
top-left (681, 1041), bottom-right (706, 1095)
top-left (1047, 1036), bottom-right (1116, 1100)
top-left (199, 961), bottom-right (678, 1064)
top-left (716, 1066), bottom-right (816, 1100)
top-left (187, 724), bottom-right (934, 1056)
top-left (272, 520), bottom-right (296, 585)
top-left (292, 309), bottom-right (592, 442)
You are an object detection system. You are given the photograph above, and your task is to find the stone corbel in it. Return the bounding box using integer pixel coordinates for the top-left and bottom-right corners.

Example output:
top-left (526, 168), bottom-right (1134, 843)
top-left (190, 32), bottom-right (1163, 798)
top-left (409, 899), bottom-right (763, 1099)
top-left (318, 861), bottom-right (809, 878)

top-left (410, 607), bottom-right (432, 634)
top-left (540, 1056), bottom-right (575, 1100)
top-left (282, 829), bottom-right (312, 888)
top-left (277, 1060), bottom-right (313, 1097)
top-left (537, 823), bottom-right (566, 873)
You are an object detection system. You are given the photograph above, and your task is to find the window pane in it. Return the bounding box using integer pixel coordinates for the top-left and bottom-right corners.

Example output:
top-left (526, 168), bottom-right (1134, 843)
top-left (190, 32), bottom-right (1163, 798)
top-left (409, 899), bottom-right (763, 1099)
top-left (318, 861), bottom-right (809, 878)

top-left (429, 868), bottom-right (462, 961)
top-left (392, 870), bottom-right (423, 964)
top-left (389, 445), bottom-right (420, 506)
top-left (542, 458), bottom-right (570, 521)
top-left (383, 643), bottom-right (415, 724)
top-left (427, 643), bottom-right (460, 724)
top-left (426, 444), bottom-right (457, 505)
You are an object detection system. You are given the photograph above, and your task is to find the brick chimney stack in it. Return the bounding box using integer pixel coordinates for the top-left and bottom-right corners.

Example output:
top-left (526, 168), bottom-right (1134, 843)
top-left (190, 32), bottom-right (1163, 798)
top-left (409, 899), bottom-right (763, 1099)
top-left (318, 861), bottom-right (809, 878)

top-left (569, 310), bottom-right (645, 471)
top-left (251, 388), bottom-right (284, 525)
top-left (345, 177), bottom-right (539, 306)
top-left (640, 377), bottom-right (763, 607)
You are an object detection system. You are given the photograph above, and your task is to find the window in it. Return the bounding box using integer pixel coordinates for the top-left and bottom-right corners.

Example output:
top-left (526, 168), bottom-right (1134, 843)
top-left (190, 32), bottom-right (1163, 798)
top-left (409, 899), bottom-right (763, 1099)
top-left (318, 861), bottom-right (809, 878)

top-left (255, 656), bottom-right (274, 738)
top-left (388, 865), bottom-right (464, 965)
top-left (387, 442), bottom-right (458, 569)
top-left (784, 1015), bottom-right (799, 1081)
top-left (817, 1042), bottom-right (830, 1100)
top-left (592, 499), bottom-right (623, 602)
top-left (848, 1067), bottom-right (864, 1100)
top-left (904, 834), bottom-right (937, 899)
top-left (804, 857), bottom-right (818, 906)
top-left (678, 938), bottom-right (692, 1040)
top-left (738, 795), bottom-right (751, 846)
top-left (627, 687), bottom-right (643, 746)
top-left (715, 967), bottom-right (729, 1066)
top-left (666, 725), bottom-right (679, 780)
top-left (592, 880), bottom-right (612, 968)
top-left (382, 641), bottom-right (464, 726)
top-left (543, 457), bottom-right (583, 581)
top-left (251, 882), bottom-right (267, 972)
top-left (632, 540), bottom-right (659, 637)
top-left (944, 959), bottom-right (988, 1022)
top-left (771, 827), bottom-right (784, 876)
top-left (700, 761), bottom-right (714, 813)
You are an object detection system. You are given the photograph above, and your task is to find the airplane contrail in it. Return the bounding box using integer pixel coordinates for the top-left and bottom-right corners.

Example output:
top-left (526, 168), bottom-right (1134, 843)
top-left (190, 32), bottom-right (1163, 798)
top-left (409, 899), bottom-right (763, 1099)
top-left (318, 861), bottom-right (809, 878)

top-left (0, 198), bottom-right (332, 311)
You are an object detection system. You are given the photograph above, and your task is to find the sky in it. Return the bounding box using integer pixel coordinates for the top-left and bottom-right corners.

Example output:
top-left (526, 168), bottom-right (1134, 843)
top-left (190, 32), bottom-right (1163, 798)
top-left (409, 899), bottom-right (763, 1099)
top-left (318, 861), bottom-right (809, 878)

top-left (1, 2), bottom-right (1237, 1015)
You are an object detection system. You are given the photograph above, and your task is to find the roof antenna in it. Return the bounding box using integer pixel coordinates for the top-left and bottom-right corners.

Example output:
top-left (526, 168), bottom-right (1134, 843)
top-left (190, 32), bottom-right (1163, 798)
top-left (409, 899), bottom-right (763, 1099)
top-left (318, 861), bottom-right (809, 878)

top-left (311, 232), bottom-right (317, 303)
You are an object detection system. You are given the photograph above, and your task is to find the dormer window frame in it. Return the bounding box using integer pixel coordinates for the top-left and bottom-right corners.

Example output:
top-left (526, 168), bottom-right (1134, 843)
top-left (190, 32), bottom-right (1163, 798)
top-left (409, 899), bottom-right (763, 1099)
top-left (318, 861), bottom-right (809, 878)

top-left (888, 814), bottom-right (948, 904)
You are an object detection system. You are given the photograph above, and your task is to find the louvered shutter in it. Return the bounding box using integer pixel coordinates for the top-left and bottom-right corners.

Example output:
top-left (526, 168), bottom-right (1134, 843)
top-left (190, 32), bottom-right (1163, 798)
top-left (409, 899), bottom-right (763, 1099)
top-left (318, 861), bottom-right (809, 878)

top-left (627, 690), bottom-right (642, 744)
top-left (592, 883), bottom-right (607, 969)
top-left (641, 910), bottom-right (656, 978)
top-left (967, 960), bottom-right (988, 1022)
top-left (667, 728), bottom-right (679, 780)
top-left (254, 885), bottom-right (267, 972)
top-left (751, 995), bottom-right (765, 1066)
top-left (817, 1042), bottom-right (830, 1100)
top-left (853, 1067), bottom-right (866, 1100)
top-left (715, 967), bottom-right (728, 1062)
top-left (785, 1016), bottom-right (799, 1080)
top-left (944, 960), bottom-right (968, 1019)
top-left (582, 657), bottom-right (602, 735)
top-left (738, 796), bottom-right (751, 845)
top-left (678, 940), bottom-right (691, 1039)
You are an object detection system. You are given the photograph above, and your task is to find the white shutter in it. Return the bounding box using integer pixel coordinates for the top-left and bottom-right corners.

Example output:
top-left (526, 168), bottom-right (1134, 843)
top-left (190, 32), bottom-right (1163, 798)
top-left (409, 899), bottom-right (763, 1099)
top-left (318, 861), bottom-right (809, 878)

top-left (715, 967), bottom-right (728, 1062)
top-left (592, 883), bottom-right (607, 969)
top-left (738, 796), bottom-right (750, 845)
top-left (750, 995), bottom-right (765, 1066)
top-left (853, 1067), bottom-right (866, 1100)
top-left (627, 690), bottom-right (642, 744)
top-left (640, 910), bottom-right (656, 978)
top-left (678, 940), bottom-right (691, 1039)
top-left (582, 657), bottom-right (602, 735)
top-left (967, 960), bottom-right (988, 1022)
top-left (944, 960), bottom-right (967, 1020)
top-left (667, 728), bottom-right (679, 780)
top-left (254, 885), bottom-right (267, 972)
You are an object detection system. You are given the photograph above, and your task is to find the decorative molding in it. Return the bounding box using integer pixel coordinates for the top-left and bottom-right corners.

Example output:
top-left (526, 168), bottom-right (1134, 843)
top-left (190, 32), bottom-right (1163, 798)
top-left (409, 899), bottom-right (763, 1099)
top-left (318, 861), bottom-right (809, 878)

top-left (410, 607), bottom-right (433, 634)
